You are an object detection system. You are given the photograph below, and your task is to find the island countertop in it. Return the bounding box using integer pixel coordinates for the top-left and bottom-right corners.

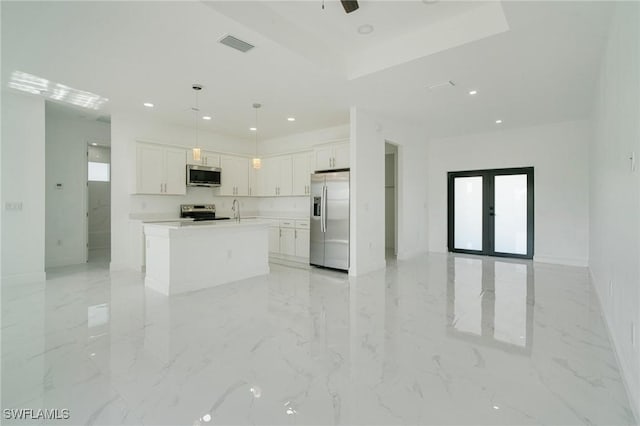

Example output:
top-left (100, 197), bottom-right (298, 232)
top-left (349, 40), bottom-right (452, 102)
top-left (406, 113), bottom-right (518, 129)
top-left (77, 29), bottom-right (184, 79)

top-left (144, 219), bottom-right (270, 231)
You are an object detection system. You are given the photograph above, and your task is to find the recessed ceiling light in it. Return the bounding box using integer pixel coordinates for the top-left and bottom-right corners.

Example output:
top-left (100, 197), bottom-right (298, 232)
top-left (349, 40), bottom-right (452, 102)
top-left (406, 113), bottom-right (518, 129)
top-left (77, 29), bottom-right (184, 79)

top-left (202, 116), bottom-right (212, 120)
top-left (143, 102), bottom-right (154, 108)
top-left (495, 119), bottom-right (503, 124)
top-left (91, 143), bottom-right (98, 146)
top-left (250, 127), bottom-right (257, 131)
top-left (357, 24), bottom-right (374, 35)
top-left (469, 90), bottom-right (478, 95)
top-left (287, 117), bottom-right (296, 122)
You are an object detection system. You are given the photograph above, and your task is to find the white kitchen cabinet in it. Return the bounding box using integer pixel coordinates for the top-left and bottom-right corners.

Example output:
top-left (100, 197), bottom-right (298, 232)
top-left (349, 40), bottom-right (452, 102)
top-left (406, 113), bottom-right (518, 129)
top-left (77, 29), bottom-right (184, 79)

top-left (314, 146), bottom-right (333, 171)
top-left (186, 150), bottom-right (220, 167)
top-left (261, 155), bottom-right (292, 196)
top-left (333, 142), bottom-right (350, 169)
top-left (314, 141), bottom-right (349, 171)
top-left (292, 152), bottom-right (313, 196)
top-left (267, 218), bottom-right (310, 264)
top-left (219, 155), bottom-right (249, 196)
top-left (268, 226), bottom-right (280, 253)
top-left (295, 229), bottom-right (310, 258)
top-left (135, 143), bottom-right (186, 195)
top-left (280, 228), bottom-right (296, 256)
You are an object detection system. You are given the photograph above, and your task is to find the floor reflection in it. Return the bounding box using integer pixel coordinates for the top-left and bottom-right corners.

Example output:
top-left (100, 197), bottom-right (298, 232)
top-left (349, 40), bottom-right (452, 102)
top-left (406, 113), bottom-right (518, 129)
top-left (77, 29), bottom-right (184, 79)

top-left (446, 255), bottom-right (535, 355)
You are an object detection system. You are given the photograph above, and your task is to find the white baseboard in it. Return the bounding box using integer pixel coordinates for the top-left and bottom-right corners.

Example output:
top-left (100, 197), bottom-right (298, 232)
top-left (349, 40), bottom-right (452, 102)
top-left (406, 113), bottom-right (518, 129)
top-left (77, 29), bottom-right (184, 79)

top-left (533, 255), bottom-right (588, 267)
top-left (348, 260), bottom-right (386, 276)
top-left (1, 271), bottom-right (47, 285)
top-left (397, 249), bottom-right (428, 261)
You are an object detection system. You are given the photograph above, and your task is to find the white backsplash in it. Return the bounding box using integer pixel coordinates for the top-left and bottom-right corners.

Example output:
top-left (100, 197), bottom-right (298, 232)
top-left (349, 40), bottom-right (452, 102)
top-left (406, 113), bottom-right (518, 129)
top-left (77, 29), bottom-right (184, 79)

top-left (130, 187), bottom-right (308, 219)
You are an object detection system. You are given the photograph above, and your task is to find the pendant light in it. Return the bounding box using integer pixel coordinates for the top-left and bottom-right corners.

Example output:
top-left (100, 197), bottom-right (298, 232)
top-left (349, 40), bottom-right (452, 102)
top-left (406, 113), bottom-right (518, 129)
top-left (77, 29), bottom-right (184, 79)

top-left (252, 103), bottom-right (261, 169)
top-left (192, 84), bottom-right (203, 162)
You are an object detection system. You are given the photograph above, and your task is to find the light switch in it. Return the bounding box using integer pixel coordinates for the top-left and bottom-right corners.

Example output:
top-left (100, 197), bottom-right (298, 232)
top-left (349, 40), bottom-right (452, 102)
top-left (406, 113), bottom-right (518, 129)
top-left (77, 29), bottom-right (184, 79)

top-left (56, 183), bottom-right (63, 189)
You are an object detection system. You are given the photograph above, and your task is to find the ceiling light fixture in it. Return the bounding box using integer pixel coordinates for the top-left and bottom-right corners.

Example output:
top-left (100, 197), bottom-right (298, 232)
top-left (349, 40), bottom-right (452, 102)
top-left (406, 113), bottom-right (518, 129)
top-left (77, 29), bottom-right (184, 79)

top-left (495, 119), bottom-right (503, 124)
top-left (202, 116), bottom-right (212, 120)
top-left (357, 24), bottom-right (374, 35)
top-left (287, 117), bottom-right (296, 122)
top-left (250, 127), bottom-right (257, 131)
top-left (252, 103), bottom-right (262, 169)
top-left (468, 90), bottom-right (478, 95)
top-left (143, 102), bottom-right (154, 108)
top-left (191, 84), bottom-right (203, 162)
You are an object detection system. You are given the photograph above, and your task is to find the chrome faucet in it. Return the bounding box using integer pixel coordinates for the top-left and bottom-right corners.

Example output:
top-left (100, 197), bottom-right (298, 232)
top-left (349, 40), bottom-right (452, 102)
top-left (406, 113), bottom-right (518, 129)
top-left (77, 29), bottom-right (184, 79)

top-left (231, 199), bottom-right (240, 222)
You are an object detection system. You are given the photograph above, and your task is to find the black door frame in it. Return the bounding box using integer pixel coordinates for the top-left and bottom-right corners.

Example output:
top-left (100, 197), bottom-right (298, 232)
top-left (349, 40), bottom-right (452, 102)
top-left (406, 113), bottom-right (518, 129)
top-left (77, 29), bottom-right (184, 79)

top-left (447, 167), bottom-right (534, 259)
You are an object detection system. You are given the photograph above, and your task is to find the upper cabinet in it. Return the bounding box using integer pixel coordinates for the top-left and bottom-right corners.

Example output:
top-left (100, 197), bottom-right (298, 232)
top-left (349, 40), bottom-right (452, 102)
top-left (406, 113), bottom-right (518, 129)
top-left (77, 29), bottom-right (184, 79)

top-left (135, 142), bottom-right (186, 195)
top-left (292, 152), bottom-right (314, 196)
top-left (314, 141), bottom-right (349, 171)
top-left (219, 155), bottom-right (249, 196)
top-left (186, 149), bottom-right (220, 167)
top-left (261, 156), bottom-right (293, 197)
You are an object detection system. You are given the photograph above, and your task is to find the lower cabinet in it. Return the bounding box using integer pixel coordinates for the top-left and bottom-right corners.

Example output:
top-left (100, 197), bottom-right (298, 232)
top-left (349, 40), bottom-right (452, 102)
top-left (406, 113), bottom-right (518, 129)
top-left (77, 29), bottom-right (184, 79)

top-left (268, 219), bottom-right (310, 265)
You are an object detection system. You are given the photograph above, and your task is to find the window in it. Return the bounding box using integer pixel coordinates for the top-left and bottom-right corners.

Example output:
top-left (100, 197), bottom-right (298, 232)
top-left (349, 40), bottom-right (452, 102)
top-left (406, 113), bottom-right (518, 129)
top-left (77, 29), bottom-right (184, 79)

top-left (88, 161), bottom-right (110, 182)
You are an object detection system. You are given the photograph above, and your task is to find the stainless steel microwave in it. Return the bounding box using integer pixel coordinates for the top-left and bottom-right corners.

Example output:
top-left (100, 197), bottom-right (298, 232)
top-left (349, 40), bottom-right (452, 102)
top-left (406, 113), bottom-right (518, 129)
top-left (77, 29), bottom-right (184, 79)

top-left (186, 165), bottom-right (221, 187)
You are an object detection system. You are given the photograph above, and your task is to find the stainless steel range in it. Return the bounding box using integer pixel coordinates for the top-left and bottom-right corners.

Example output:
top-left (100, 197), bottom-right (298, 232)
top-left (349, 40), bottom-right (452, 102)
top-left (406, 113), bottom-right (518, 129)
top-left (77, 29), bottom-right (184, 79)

top-left (180, 204), bottom-right (230, 221)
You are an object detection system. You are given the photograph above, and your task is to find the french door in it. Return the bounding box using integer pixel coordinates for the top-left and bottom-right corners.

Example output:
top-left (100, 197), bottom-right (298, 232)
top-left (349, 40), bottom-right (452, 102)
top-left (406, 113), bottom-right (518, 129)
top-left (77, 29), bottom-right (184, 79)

top-left (447, 167), bottom-right (534, 259)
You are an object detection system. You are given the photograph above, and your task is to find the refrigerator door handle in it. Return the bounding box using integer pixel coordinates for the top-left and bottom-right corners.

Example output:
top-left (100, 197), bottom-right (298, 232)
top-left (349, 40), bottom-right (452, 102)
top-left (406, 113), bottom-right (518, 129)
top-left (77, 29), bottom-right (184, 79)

top-left (322, 184), bottom-right (328, 233)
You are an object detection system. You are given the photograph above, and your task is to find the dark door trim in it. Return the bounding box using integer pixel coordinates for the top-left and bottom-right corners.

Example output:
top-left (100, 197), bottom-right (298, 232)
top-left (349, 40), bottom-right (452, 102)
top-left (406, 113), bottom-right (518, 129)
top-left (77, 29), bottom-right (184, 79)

top-left (447, 167), bottom-right (534, 259)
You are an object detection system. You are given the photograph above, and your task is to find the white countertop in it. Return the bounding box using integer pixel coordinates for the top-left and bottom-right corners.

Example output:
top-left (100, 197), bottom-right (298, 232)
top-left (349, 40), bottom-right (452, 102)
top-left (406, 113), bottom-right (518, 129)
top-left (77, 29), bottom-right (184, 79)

top-left (144, 219), bottom-right (271, 230)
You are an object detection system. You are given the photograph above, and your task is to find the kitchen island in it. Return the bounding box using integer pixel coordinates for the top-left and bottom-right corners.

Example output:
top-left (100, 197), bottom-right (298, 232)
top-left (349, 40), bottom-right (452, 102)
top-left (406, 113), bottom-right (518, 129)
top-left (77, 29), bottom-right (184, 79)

top-left (143, 219), bottom-right (270, 295)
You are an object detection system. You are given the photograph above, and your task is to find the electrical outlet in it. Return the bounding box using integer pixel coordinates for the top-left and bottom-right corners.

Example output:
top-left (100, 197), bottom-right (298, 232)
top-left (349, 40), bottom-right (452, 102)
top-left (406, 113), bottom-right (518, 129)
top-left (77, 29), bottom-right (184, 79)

top-left (5, 202), bottom-right (23, 211)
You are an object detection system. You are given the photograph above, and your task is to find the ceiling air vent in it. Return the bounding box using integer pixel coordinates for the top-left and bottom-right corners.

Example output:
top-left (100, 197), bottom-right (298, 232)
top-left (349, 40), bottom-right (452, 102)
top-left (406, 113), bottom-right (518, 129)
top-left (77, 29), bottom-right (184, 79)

top-left (219, 35), bottom-right (254, 53)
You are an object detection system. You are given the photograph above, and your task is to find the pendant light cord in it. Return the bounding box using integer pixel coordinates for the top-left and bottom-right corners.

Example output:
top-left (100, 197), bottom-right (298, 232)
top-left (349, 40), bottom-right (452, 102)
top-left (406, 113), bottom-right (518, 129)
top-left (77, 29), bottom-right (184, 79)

top-left (195, 89), bottom-right (199, 148)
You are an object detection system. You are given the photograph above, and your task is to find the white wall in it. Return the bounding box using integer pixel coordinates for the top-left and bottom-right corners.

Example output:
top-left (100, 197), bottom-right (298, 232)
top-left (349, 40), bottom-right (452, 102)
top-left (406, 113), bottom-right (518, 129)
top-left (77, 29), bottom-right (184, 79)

top-left (427, 120), bottom-right (590, 267)
top-left (45, 104), bottom-right (111, 267)
top-left (1, 92), bottom-right (46, 284)
top-left (349, 109), bottom-right (429, 275)
top-left (258, 123), bottom-right (349, 156)
top-left (350, 108), bottom-right (386, 276)
top-left (110, 114), bottom-right (256, 270)
top-left (590, 1), bottom-right (640, 419)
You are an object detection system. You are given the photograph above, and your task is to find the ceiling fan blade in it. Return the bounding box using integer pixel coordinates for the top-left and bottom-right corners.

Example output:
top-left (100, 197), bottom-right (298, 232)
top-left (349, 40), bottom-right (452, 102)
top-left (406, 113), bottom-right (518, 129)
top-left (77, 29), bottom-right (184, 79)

top-left (341, 0), bottom-right (359, 14)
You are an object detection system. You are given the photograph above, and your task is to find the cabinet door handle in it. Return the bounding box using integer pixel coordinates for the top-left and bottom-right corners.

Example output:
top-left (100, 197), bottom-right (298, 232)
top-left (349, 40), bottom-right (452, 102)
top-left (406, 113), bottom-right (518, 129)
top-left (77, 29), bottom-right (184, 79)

top-left (160, 183), bottom-right (163, 193)
top-left (279, 229), bottom-right (282, 238)
top-left (295, 229), bottom-right (297, 238)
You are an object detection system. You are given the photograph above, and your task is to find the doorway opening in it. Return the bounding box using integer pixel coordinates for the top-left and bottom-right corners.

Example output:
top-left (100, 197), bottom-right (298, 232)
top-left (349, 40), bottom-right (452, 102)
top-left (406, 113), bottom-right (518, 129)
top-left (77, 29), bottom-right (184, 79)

top-left (86, 143), bottom-right (111, 263)
top-left (385, 142), bottom-right (398, 261)
top-left (447, 167), bottom-right (534, 259)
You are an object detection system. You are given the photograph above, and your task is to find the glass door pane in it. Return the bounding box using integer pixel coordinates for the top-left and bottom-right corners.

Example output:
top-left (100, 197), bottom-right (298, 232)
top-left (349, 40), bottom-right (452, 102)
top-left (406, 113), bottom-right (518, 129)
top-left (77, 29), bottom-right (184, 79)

top-left (494, 174), bottom-right (528, 255)
top-left (454, 176), bottom-right (483, 251)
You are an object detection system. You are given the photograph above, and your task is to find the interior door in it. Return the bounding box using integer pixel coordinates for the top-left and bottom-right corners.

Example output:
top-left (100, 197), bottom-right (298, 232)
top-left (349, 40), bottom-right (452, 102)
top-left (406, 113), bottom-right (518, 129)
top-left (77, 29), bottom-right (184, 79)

top-left (448, 167), bottom-right (534, 259)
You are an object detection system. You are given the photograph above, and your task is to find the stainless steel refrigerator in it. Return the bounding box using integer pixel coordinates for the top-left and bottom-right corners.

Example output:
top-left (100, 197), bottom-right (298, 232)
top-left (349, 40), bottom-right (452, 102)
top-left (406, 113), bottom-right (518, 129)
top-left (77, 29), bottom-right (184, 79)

top-left (310, 170), bottom-right (350, 271)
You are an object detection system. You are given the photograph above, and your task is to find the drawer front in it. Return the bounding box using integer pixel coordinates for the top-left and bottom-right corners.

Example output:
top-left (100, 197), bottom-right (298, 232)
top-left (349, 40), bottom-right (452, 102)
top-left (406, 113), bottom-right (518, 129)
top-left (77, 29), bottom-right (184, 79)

top-left (279, 220), bottom-right (295, 228)
top-left (295, 220), bottom-right (310, 229)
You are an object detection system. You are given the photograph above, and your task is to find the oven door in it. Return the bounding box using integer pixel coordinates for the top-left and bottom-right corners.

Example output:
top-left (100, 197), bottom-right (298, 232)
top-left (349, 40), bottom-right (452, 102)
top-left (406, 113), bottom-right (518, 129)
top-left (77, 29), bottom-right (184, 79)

top-left (187, 165), bottom-right (221, 187)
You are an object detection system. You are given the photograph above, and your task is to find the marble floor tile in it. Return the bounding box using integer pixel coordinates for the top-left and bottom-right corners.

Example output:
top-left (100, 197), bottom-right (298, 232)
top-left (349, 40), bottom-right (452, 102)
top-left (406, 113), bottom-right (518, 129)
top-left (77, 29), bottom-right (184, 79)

top-left (1, 254), bottom-right (636, 425)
